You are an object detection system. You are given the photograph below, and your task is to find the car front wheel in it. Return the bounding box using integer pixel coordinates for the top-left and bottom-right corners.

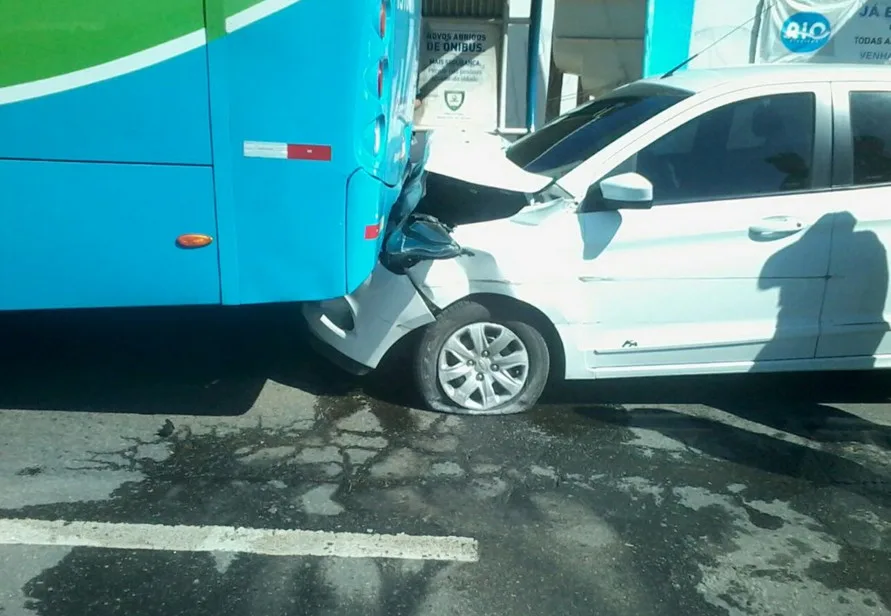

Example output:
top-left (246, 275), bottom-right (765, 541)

top-left (413, 300), bottom-right (550, 415)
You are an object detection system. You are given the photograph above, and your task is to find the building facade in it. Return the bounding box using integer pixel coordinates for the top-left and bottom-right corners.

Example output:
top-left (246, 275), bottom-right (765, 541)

top-left (416, 0), bottom-right (891, 134)
top-left (414, 0), bottom-right (556, 135)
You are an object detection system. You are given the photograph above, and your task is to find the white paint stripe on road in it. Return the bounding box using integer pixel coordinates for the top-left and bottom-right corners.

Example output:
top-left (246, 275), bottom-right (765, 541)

top-left (0, 518), bottom-right (479, 563)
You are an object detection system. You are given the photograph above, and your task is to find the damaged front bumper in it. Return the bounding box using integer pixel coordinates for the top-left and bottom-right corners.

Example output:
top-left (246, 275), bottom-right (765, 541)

top-left (303, 130), bottom-right (570, 374)
top-left (302, 263), bottom-right (436, 373)
top-left (380, 130), bottom-right (556, 273)
top-left (302, 132), bottom-right (442, 373)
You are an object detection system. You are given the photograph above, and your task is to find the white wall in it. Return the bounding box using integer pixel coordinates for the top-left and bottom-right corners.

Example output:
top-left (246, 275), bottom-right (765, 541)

top-left (687, 0), bottom-right (760, 69)
top-left (551, 0), bottom-right (647, 98)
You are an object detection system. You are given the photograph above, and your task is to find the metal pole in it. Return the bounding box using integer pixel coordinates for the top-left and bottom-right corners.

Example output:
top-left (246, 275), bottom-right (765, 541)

top-left (526, 0), bottom-right (544, 130)
top-left (498, 0), bottom-right (510, 132)
top-left (749, 0), bottom-right (767, 63)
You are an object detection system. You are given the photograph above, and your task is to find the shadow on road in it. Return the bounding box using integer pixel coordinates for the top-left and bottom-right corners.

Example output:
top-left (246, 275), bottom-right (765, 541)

top-left (541, 371), bottom-right (891, 449)
top-left (568, 403), bottom-right (891, 506)
top-left (22, 548), bottom-right (446, 616)
top-left (525, 371), bottom-right (891, 508)
top-left (2, 304), bottom-right (891, 462)
top-left (0, 304), bottom-right (359, 417)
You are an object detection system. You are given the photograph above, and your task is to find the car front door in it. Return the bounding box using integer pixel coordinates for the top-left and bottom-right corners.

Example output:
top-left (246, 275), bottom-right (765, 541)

top-left (815, 82), bottom-right (891, 364)
top-left (560, 82), bottom-right (836, 378)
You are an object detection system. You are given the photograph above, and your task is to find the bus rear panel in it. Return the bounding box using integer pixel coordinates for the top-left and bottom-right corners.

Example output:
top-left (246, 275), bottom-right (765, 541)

top-left (0, 0), bottom-right (420, 311)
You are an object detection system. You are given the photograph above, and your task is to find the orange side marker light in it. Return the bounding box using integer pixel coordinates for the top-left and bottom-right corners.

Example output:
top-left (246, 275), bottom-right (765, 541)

top-left (176, 234), bottom-right (214, 249)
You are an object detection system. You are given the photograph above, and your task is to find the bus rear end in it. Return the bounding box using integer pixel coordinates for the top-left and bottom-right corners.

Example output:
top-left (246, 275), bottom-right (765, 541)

top-left (210, 0), bottom-right (423, 305)
top-left (0, 0), bottom-right (420, 311)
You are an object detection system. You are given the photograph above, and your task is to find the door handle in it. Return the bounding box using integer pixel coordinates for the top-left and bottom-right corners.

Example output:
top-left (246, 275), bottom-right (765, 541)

top-left (749, 216), bottom-right (805, 237)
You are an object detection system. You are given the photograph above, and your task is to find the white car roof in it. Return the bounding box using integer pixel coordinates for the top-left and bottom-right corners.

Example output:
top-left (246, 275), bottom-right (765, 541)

top-left (638, 63), bottom-right (891, 95)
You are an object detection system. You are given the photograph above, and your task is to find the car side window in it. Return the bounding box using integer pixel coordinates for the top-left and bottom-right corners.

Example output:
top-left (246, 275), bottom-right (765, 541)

top-left (599, 92), bottom-right (816, 206)
top-left (850, 91), bottom-right (891, 186)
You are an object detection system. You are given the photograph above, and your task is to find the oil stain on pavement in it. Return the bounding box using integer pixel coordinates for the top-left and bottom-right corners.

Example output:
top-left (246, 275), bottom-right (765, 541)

top-left (0, 306), bottom-right (889, 615)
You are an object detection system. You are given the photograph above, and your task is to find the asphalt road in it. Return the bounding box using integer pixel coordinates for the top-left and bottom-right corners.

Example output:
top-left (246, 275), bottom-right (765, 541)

top-left (0, 304), bottom-right (889, 616)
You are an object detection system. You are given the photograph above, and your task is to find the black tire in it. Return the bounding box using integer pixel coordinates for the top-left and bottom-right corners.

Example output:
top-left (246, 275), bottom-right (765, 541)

top-left (414, 300), bottom-right (550, 415)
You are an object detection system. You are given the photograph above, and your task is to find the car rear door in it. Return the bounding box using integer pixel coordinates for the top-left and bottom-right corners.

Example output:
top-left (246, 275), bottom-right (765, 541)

top-left (815, 81), bottom-right (891, 364)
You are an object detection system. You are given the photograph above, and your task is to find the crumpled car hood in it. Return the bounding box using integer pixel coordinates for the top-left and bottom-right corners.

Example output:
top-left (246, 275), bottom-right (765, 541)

top-left (380, 132), bottom-right (466, 274)
top-left (403, 202), bottom-right (579, 312)
top-left (423, 129), bottom-right (553, 194)
top-left (380, 129), bottom-right (572, 275)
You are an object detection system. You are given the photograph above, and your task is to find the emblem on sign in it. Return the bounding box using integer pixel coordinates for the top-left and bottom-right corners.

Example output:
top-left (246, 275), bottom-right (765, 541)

top-left (780, 12), bottom-right (831, 53)
top-left (444, 90), bottom-right (465, 111)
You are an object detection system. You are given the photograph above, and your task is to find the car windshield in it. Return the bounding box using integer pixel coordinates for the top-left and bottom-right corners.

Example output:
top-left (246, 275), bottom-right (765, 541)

top-left (505, 84), bottom-right (693, 179)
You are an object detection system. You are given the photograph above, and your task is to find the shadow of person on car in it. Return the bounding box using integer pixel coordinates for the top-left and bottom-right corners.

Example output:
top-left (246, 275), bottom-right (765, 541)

top-left (755, 211), bottom-right (888, 366)
top-left (741, 210), bottom-right (891, 449)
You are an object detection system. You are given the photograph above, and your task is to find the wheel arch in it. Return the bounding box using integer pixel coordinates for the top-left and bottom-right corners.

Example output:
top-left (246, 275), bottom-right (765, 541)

top-left (441, 292), bottom-right (567, 382)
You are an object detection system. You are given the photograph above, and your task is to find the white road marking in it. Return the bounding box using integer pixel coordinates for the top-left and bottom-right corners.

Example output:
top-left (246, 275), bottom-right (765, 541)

top-left (0, 518), bottom-right (478, 562)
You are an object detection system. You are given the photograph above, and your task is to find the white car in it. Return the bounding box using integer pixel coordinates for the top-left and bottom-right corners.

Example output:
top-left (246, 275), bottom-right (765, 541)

top-left (305, 64), bottom-right (891, 415)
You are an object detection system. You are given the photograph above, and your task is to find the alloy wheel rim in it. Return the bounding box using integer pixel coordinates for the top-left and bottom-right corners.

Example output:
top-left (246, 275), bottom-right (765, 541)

top-left (436, 321), bottom-right (530, 411)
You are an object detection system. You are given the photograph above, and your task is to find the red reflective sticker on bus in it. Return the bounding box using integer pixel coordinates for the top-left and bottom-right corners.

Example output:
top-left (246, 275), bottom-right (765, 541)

top-left (286, 144), bottom-right (332, 161)
top-left (364, 223), bottom-right (381, 240)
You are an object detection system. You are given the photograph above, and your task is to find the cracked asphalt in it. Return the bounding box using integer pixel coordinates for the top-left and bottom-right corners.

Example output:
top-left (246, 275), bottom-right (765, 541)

top-left (0, 304), bottom-right (889, 616)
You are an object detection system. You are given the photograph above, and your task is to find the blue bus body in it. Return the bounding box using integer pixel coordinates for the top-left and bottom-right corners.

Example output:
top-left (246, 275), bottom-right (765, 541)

top-left (0, 0), bottom-right (421, 310)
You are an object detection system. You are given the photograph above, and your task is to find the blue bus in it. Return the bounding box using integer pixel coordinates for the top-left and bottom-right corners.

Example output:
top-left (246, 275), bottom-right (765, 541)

top-left (0, 0), bottom-right (422, 310)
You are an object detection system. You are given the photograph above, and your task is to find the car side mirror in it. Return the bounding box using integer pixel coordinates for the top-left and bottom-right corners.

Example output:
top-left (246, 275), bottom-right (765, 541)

top-left (583, 172), bottom-right (654, 212)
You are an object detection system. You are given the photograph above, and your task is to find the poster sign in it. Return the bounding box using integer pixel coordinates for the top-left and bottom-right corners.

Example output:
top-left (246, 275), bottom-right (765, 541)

top-left (756, 0), bottom-right (891, 64)
top-left (779, 11), bottom-right (833, 53)
top-left (833, 1), bottom-right (891, 62)
top-left (415, 19), bottom-right (500, 130)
